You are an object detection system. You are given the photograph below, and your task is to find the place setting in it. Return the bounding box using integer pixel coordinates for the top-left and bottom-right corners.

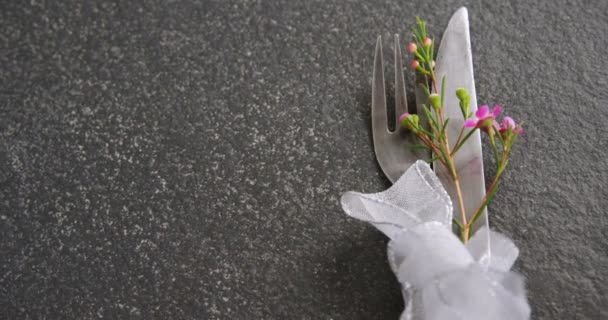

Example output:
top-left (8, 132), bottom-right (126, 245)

top-left (341, 8), bottom-right (530, 319)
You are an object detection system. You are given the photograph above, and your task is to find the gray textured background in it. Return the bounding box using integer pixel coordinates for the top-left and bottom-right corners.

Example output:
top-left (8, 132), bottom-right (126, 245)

top-left (1, 0), bottom-right (607, 319)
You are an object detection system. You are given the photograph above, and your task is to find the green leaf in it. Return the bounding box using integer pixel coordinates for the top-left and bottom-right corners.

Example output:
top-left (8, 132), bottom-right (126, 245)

top-left (418, 83), bottom-right (430, 96)
top-left (412, 28), bottom-right (422, 43)
top-left (422, 104), bottom-right (439, 132)
top-left (459, 99), bottom-right (469, 119)
top-left (439, 118), bottom-right (450, 137)
top-left (496, 159), bottom-right (509, 177)
top-left (410, 144), bottom-right (431, 150)
top-left (436, 146), bottom-right (452, 175)
top-left (414, 36), bottom-right (424, 50)
top-left (451, 129), bottom-right (476, 155)
top-left (469, 183), bottom-right (499, 227)
top-left (418, 127), bottom-right (434, 139)
top-left (452, 218), bottom-right (464, 230)
top-left (416, 16), bottom-right (426, 38)
top-left (413, 50), bottom-right (425, 62)
top-left (489, 131), bottom-right (500, 167)
top-left (426, 155), bottom-right (441, 163)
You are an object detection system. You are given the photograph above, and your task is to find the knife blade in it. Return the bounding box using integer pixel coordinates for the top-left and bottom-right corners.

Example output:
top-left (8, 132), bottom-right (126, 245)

top-left (432, 7), bottom-right (489, 233)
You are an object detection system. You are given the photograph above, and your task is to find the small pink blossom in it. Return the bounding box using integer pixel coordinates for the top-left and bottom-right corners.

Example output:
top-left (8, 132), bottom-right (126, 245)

top-left (499, 116), bottom-right (523, 136)
top-left (463, 105), bottom-right (501, 132)
top-left (410, 60), bottom-right (419, 69)
top-left (407, 42), bottom-right (417, 53)
top-left (423, 37), bottom-right (432, 47)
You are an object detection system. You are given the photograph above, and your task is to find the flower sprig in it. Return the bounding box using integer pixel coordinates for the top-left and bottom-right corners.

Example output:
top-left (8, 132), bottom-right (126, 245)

top-left (400, 17), bottom-right (523, 243)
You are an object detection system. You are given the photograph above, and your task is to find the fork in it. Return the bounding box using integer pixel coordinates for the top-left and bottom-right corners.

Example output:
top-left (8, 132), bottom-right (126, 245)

top-left (372, 8), bottom-right (489, 234)
top-left (372, 35), bottom-right (430, 183)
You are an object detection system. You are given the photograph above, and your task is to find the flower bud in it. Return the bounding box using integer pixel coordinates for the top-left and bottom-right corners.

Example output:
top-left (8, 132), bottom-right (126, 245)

top-left (407, 42), bottom-right (417, 53)
top-left (400, 113), bottom-right (420, 132)
top-left (431, 60), bottom-right (436, 68)
top-left (409, 60), bottom-right (419, 70)
top-left (428, 93), bottom-right (441, 110)
top-left (456, 88), bottom-right (470, 116)
top-left (423, 37), bottom-right (432, 47)
top-left (456, 88), bottom-right (469, 101)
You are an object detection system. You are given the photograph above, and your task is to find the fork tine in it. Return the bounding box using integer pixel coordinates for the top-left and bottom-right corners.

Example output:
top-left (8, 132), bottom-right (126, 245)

top-left (394, 34), bottom-right (408, 127)
top-left (372, 36), bottom-right (389, 136)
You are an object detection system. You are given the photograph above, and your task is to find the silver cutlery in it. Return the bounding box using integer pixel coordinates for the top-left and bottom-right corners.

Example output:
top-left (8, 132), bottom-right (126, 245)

top-left (371, 8), bottom-right (488, 232)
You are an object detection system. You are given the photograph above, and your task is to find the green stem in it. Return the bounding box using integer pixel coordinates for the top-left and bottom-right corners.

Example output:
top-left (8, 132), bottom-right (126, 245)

top-left (489, 130), bottom-right (500, 170)
top-left (451, 127), bottom-right (466, 154)
top-left (451, 129), bottom-right (476, 155)
top-left (466, 152), bottom-right (508, 230)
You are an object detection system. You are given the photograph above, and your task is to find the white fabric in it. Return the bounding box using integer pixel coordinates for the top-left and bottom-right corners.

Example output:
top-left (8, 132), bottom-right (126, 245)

top-left (341, 161), bottom-right (530, 320)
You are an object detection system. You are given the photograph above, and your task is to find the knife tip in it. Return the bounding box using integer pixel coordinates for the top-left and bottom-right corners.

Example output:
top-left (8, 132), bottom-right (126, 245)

top-left (454, 6), bottom-right (469, 19)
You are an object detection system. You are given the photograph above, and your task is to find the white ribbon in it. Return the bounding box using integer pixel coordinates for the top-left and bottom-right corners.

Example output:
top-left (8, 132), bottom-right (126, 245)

top-left (341, 161), bottom-right (530, 320)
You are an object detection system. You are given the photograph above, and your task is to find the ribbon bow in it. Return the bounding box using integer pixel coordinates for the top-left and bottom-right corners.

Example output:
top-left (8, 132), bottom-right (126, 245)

top-left (341, 161), bottom-right (530, 320)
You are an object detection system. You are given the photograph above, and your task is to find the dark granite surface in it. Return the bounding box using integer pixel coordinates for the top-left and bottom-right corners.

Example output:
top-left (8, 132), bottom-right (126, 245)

top-left (1, 0), bottom-right (607, 319)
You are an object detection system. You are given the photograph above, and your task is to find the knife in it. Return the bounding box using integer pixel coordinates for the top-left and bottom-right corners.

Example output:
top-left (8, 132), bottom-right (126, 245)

top-left (432, 8), bottom-right (489, 234)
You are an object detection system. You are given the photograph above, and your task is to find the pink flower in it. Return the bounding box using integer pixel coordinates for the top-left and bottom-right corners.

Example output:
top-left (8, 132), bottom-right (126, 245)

top-left (499, 116), bottom-right (523, 137)
top-left (410, 60), bottom-right (419, 69)
top-left (463, 105), bottom-right (501, 132)
top-left (423, 37), bottom-right (432, 47)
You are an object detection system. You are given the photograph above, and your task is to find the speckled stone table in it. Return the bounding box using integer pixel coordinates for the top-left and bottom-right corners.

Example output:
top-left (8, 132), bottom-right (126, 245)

top-left (1, 1), bottom-right (607, 319)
